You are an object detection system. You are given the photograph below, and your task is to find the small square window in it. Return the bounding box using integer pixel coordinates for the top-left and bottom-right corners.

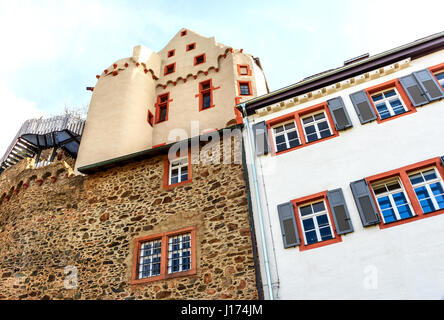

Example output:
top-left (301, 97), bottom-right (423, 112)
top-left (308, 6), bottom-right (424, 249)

top-left (194, 54), bottom-right (205, 65)
top-left (301, 111), bottom-right (332, 143)
top-left (181, 30), bottom-right (187, 37)
top-left (167, 50), bottom-right (175, 58)
top-left (240, 66), bottom-right (248, 75)
top-left (272, 121), bottom-right (301, 152)
top-left (239, 82), bottom-right (251, 96)
top-left (147, 111), bottom-right (154, 127)
top-left (186, 43), bottom-right (196, 51)
top-left (237, 65), bottom-right (251, 76)
top-left (164, 63), bottom-right (175, 75)
top-left (169, 157), bottom-right (189, 185)
top-left (409, 167), bottom-right (444, 214)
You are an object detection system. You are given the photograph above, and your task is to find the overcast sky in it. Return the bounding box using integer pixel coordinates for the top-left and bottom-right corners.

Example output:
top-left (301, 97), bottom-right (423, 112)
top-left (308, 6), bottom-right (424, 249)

top-left (0, 0), bottom-right (443, 157)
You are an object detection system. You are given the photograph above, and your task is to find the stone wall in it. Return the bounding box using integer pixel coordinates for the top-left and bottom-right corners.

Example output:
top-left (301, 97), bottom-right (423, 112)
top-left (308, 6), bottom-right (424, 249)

top-left (0, 138), bottom-right (258, 300)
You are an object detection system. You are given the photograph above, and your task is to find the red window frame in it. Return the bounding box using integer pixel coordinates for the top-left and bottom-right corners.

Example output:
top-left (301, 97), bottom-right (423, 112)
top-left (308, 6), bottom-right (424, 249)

top-left (365, 157), bottom-right (444, 230)
top-left (186, 42), bottom-right (196, 51)
top-left (147, 110), bottom-right (154, 127)
top-left (167, 49), bottom-right (175, 58)
top-left (180, 30), bottom-right (187, 37)
top-left (291, 191), bottom-right (342, 251)
top-left (266, 102), bottom-right (339, 156)
top-left (194, 54), bottom-right (206, 66)
top-left (429, 62), bottom-right (444, 87)
top-left (365, 78), bottom-right (416, 123)
top-left (155, 93), bottom-right (171, 124)
top-left (195, 79), bottom-right (220, 111)
top-left (237, 81), bottom-right (252, 96)
top-left (164, 63), bottom-right (176, 75)
top-left (163, 149), bottom-right (192, 190)
top-left (237, 64), bottom-right (252, 76)
top-left (131, 226), bottom-right (197, 285)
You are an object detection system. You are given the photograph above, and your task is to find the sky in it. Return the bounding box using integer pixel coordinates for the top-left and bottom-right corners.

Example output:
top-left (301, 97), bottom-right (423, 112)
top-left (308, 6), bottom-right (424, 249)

top-left (0, 0), bottom-right (443, 157)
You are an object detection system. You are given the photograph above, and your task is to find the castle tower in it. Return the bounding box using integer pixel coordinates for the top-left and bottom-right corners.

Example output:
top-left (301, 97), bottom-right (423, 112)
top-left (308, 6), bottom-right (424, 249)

top-left (75, 28), bottom-right (268, 172)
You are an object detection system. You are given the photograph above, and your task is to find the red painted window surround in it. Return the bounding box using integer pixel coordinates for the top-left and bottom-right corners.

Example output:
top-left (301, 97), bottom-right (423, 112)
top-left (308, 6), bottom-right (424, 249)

top-left (131, 226), bottom-right (197, 285)
top-left (237, 64), bottom-right (252, 76)
top-left (164, 63), bottom-right (176, 76)
top-left (291, 191), bottom-right (342, 251)
top-left (162, 149), bottom-right (192, 190)
top-left (365, 78), bottom-right (416, 124)
top-left (237, 81), bottom-right (253, 96)
top-left (155, 93), bottom-right (172, 124)
top-left (365, 157), bottom-right (444, 230)
top-left (194, 54), bottom-right (206, 66)
top-left (180, 30), bottom-right (187, 37)
top-left (147, 110), bottom-right (154, 127)
top-left (194, 79), bottom-right (220, 112)
top-left (266, 102), bottom-right (339, 156)
top-left (167, 49), bottom-right (175, 58)
top-left (186, 42), bottom-right (196, 51)
top-left (429, 62), bottom-right (444, 84)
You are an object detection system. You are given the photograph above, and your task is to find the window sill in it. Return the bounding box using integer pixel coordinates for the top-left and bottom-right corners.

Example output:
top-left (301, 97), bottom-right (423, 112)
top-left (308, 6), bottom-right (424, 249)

top-left (298, 236), bottom-right (342, 252)
top-left (164, 179), bottom-right (192, 190)
top-left (272, 133), bottom-right (338, 157)
top-left (379, 208), bottom-right (444, 230)
top-left (376, 109), bottom-right (416, 124)
top-left (131, 268), bottom-right (197, 285)
top-left (199, 104), bottom-right (216, 112)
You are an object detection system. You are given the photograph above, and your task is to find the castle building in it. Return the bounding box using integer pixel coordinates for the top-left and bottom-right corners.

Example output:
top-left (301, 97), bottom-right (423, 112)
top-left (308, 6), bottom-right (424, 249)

top-left (0, 29), bottom-right (268, 300)
top-left (239, 31), bottom-right (444, 299)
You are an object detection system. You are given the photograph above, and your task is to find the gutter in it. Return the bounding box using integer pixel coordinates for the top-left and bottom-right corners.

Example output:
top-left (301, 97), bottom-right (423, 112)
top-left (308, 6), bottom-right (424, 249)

top-left (238, 31), bottom-right (444, 115)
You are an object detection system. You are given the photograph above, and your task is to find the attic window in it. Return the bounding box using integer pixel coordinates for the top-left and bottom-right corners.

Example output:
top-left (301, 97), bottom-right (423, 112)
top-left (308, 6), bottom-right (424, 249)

top-left (181, 30), bottom-right (187, 37)
top-left (186, 43), bottom-right (196, 51)
top-left (168, 50), bottom-right (175, 58)
top-left (194, 54), bottom-right (206, 66)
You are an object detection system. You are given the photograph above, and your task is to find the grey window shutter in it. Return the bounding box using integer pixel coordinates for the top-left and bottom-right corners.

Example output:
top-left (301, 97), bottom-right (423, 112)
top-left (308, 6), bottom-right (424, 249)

top-left (327, 188), bottom-right (354, 235)
top-left (399, 74), bottom-right (428, 107)
top-left (350, 179), bottom-right (380, 227)
top-left (327, 97), bottom-right (353, 130)
top-left (252, 121), bottom-right (270, 156)
top-left (413, 69), bottom-right (444, 102)
top-left (349, 90), bottom-right (377, 124)
top-left (277, 202), bottom-right (300, 248)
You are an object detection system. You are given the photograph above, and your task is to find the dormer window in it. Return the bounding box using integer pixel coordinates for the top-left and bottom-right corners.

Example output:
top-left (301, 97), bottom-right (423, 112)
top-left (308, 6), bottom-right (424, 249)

top-left (194, 54), bottom-right (206, 66)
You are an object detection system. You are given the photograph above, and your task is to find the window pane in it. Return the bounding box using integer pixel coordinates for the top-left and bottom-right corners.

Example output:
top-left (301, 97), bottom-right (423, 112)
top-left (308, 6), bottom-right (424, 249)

top-left (409, 173), bottom-right (424, 185)
top-left (287, 131), bottom-right (298, 141)
top-left (300, 205), bottom-right (313, 216)
top-left (302, 116), bottom-right (314, 124)
top-left (372, 93), bottom-right (383, 102)
top-left (423, 170), bottom-right (438, 181)
top-left (306, 133), bottom-right (318, 143)
top-left (304, 125), bottom-right (316, 134)
top-left (203, 93), bottom-right (211, 108)
top-left (319, 129), bottom-right (331, 139)
top-left (387, 182), bottom-right (401, 191)
top-left (397, 204), bottom-right (413, 219)
top-left (288, 139), bottom-right (300, 148)
top-left (302, 218), bottom-right (315, 231)
top-left (314, 113), bottom-right (325, 121)
top-left (319, 226), bottom-right (333, 241)
top-left (316, 214), bottom-right (329, 227)
top-left (373, 186), bottom-right (387, 195)
top-left (317, 121), bottom-right (329, 131)
top-left (381, 208), bottom-right (397, 223)
top-left (276, 143), bottom-right (287, 152)
top-left (377, 196), bottom-right (392, 210)
top-left (430, 182), bottom-right (444, 196)
top-left (384, 90), bottom-right (396, 98)
top-left (274, 126), bottom-right (284, 134)
top-left (305, 230), bottom-right (318, 245)
top-left (312, 201), bottom-right (325, 213)
top-left (414, 186), bottom-right (429, 200)
top-left (420, 198), bottom-right (435, 213)
top-left (284, 122), bottom-right (295, 130)
top-left (392, 192), bottom-right (408, 206)
top-left (376, 103), bottom-right (390, 119)
top-left (275, 135), bottom-right (286, 144)
top-left (181, 173), bottom-right (188, 182)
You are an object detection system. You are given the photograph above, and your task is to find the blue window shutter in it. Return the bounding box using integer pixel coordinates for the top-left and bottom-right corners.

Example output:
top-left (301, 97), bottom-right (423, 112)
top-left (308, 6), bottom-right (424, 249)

top-left (327, 188), bottom-right (354, 235)
top-left (413, 69), bottom-right (444, 102)
top-left (327, 97), bottom-right (353, 131)
top-left (350, 179), bottom-right (380, 227)
top-left (252, 121), bottom-right (270, 156)
top-left (399, 74), bottom-right (429, 107)
top-left (349, 90), bottom-right (377, 124)
top-left (277, 202), bottom-right (300, 248)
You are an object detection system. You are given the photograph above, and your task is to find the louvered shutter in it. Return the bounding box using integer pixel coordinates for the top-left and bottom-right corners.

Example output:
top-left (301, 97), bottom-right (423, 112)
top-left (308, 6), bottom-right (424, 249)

top-left (399, 74), bottom-right (428, 107)
top-left (413, 69), bottom-right (444, 102)
top-left (252, 121), bottom-right (270, 156)
top-left (327, 188), bottom-right (354, 235)
top-left (350, 179), bottom-right (380, 227)
top-left (277, 202), bottom-right (300, 248)
top-left (327, 97), bottom-right (353, 130)
top-left (349, 90), bottom-right (377, 124)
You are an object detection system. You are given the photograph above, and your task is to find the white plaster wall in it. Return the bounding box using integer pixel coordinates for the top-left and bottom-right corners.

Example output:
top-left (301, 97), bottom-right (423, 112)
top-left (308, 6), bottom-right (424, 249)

top-left (244, 49), bottom-right (444, 299)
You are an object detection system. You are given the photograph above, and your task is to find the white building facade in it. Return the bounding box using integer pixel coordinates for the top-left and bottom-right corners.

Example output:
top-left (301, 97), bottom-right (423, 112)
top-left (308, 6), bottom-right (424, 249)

top-left (240, 32), bottom-right (444, 299)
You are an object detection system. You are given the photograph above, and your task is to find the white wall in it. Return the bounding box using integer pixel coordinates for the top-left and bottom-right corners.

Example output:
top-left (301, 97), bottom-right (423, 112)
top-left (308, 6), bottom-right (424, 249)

top-left (244, 49), bottom-right (444, 299)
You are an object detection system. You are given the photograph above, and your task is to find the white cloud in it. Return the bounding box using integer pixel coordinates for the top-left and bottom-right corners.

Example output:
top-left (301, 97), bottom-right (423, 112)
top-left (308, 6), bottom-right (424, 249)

top-left (0, 84), bottom-right (45, 160)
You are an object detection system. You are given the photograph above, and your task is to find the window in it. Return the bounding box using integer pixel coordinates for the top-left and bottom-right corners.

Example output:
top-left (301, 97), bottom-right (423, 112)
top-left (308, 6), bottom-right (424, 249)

top-left (186, 43), bottom-right (196, 51)
top-left (237, 64), bottom-right (251, 76)
top-left (370, 88), bottom-right (408, 120)
top-left (409, 167), bottom-right (444, 214)
top-left (180, 30), bottom-right (187, 37)
top-left (198, 80), bottom-right (213, 111)
top-left (301, 111), bottom-right (332, 143)
top-left (272, 121), bottom-right (300, 152)
top-left (155, 93), bottom-right (169, 123)
top-left (194, 54), bottom-right (205, 66)
top-left (164, 63), bottom-right (175, 75)
top-left (238, 81), bottom-right (252, 96)
top-left (167, 50), bottom-right (175, 58)
top-left (169, 156), bottom-right (189, 185)
top-left (298, 200), bottom-right (334, 245)
top-left (147, 110), bottom-right (154, 127)
top-left (372, 179), bottom-right (414, 224)
top-left (132, 227), bottom-right (196, 284)
top-left (435, 72), bottom-right (444, 89)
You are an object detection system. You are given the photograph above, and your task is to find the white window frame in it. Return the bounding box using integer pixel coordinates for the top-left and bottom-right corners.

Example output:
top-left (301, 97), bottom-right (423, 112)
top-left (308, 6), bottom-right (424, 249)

top-left (408, 166), bottom-right (444, 213)
top-left (370, 87), bottom-right (408, 119)
top-left (301, 110), bottom-right (332, 143)
top-left (435, 71), bottom-right (444, 89)
top-left (169, 156), bottom-right (189, 185)
top-left (298, 199), bottom-right (335, 245)
top-left (372, 178), bottom-right (415, 223)
top-left (138, 239), bottom-right (162, 279)
top-left (271, 120), bottom-right (300, 151)
top-left (167, 233), bottom-right (192, 274)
